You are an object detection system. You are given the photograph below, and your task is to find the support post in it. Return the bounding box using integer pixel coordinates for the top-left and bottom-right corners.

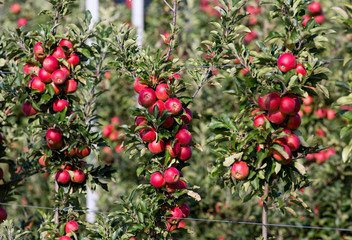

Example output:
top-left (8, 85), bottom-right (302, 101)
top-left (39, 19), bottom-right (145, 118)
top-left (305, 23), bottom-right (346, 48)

top-left (132, 0), bottom-right (144, 46)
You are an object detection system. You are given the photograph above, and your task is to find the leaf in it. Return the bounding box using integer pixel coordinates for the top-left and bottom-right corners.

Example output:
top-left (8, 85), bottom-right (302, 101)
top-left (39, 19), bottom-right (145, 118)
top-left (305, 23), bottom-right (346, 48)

top-left (187, 190), bottom-right (201, 201)
top-left (272, 144), bottom-right (289, 159)
top-left (316, 83), bottom-right (329, 98)
top-left (223, 152), bottom-right (243, 167)
top-left (293, 161), bottom-right (306, 175)
top-left (342, 143), bottom-right (352, 163)
top-left (284, 206), bottom-right (297, 217)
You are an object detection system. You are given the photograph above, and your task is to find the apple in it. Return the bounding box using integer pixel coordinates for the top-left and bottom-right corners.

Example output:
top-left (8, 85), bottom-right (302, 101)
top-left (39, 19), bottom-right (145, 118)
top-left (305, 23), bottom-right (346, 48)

top-left (314, 108), bottom-right (327, 118)
top-left (287, 114), bottom-right (301, 129)
top-left (279, 95), bottom-right (301, 115)
top-left (273, 144), bottom-right (292, 164)
top-left (102, 125), bottom-right (114, 138)
top-left (104, 72), bottom-right (111, 79)
top-left (138, 88), bottom-right (157, 108)
top-left (46, 128), bottom-right (63, 149)
top-left (22, 102), bottom-right (38, 116)
top-left (180, 203), bottom-right (190, 218)
top-left (254, 114), bottom-right (268, 128)
top-left (43, 56), bottom-right (59, 73)
top-left (277, 53), bottom-right (297, 73)
top-left (177, 179), bottom-right (187, 189)
top-left (148, 100), bottom-right (165, 116)
top-left (306, 153), bottom-right (315, 161)
top-left (148, 139), bottom-right (165, 154)
top-left (0, 207), bottom-right (7, 223)
top-left (38, 68), bottom-right (52, 83)
top-left (64, 147), bottom-right (75, 157)
top-left (244, 30), bottom-right (258, 43)
top-left (39, 155), bottom-right (49, 167)
top-left (166, 141), bottom-right (181, 158)
top-left (285, 132), bottom-right (300, 151)
top-left (162, 116), bottom-right (174, 128)
top-left (150, 172), bottom-right (166, 188)
top-left (326, 109), bottom-right (336, 120)
top-left (179, 146), bottom-right (192, 161)
top-left (135, 116), bottom-right (146, 126)
top-left (64, 220), bottom-right (79, 233)
top-left (268, 110), bottom-right (286, 124)
top-left (166, 182), bottom-right (179, 193)
top-left (314, 14), bottom-right (325, 24)
top-left (140, 128), bottom-right (156, 142)
top-left (76, 146), bottom-right (91, 158)
top-left (59, 236), bottom-right (72, 240)
top-left (164, 167), bottom-right (180, 184)
top-left (115, 144), bottom-right (124, 153)
top-left (67, 53), bottom-right (80, 66)
top-left (156, 83), bottom-right (170, 101)
top-left (64, 79), bottom-right (77, 93)
top-left (11, 3), bottom-right (21, 14)
top-left (55, 170), bottom-right (70, 184)
top-left (53, 99), bottom-right (69, 112)
top-left (231, 161), bottom-right (249, 180)
top-left (163, 32), bottom-right (170, 44)
top-left (315, 151), bottom-right (326, 163)
top-left (175, 129), bottom-right (192, 146)
top-left (180, 108), bottom-right (193, 124)
top-left (59, 40), bottom-right (73, 50)
top-left (50, 82), bottom-right (62, 95)
top-left (31, 77), bottom-right (46, 93)
top-left (165, 98), bottom-right (183, 115)
top-left (71, 169), bottom-right (85, 183)
top-left (315, 129), bottom-right (324, 136)
top-left (52, 69), bottom-right (67, 85)
top-left (109, 130), bottom-right (120, 141)
top-left (23, 64), bottom-right (39, 76)
top-left (0, 168), bottom-right (3, 179)
top-left (296, 63), bottom-right (307, 76)
top-left (258, 92), bottom-right (281, 111)
top-left (249, 16), bottom-right (258, 25)
top-left (166, 207), bottom-right (183, 224)
top-left (51, 47), bottom-right (66, 59)
top-left (133, 78), bottom-right (148, 93)
top-left (301, 15), bottom-right (311, 26)
top-left (60, 66), bottom-right (70, 77)
top-left (17, 18), bottom-right (27, 27)
top-left (308, 2), bottom-right (322, 15)
top-left (302, 95), bottom-right (313, 105)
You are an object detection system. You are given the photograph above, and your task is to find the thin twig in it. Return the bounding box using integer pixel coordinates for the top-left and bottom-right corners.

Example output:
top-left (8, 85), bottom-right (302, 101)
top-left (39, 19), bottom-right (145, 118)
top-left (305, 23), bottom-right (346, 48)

top-left (52, 4), bottom-right (62, 35)
top-left (163, 0), bottom-right (174, 11)
top-left (164, 0), bottom-right (177, 63)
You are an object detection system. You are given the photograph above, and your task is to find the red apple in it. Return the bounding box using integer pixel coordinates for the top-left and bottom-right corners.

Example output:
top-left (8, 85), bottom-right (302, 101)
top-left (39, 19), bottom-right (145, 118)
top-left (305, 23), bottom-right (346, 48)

top-left (280, 95), bottom-right (301, 115)
top-left (50, 82), bottom-right (62, 95)
top-left (0, 168), bottom-right (3, 179)
top-left (39, 155), bottom-right (49, 167)
top-left (76, 146), bottom-right (91, 158)
top-left (287, 114), bottom-right (301, 129)
top-left (177, 179), bottom-right (187, 189)
top-left (59, 236), bottom-right (72, 240)
top-left (180, 203), bottom-right (190, 218)
top-left (162, 116), bottom-right (174, 129)
top-left (231, 161), bottom-right (249, 180)
top-left (65, 220), bottom-right (79, 233)
top-left (31, 77), bottom-right (46, 93)
top-left (140, 128), bottom-right (156, 142)
top-left (175, 129), bottom-right (192, 146)
top-left (296, 63), bottom-right (307, 76)
top-left (51, 47), bottom-right (66, 59)
top-left (254, 114), bottom-right (268, 128)
top-left (180, 108), bottom-right (193, 124)
top-left (315, 151), bottom-right (326, 164)
top-left (166, 207), bottom-right (183, 224)
top-left (22, 102), bottom-right (38, 116)
top-left (59, 40), bottom-right (73, 50)
top-left (268, 110), bottom-right (286, 124)
top-left (0, 207), bottom-right (7, 223)
top-left (277, 53), bottom-right (297, 73)
top-left (11, 3), bottom-right (21, 14)
top-left (138, 88), bottom-right (157, 108)
top-left (301, 15), bottom-right (311, 26)
top-left (52, 69), bottom-right (67, 85)
top-left (308, 2), bottom-right (322, 15)
top-left (286, 132), bottom-right (300, 151)
top-left (135, 116), bottom-right (146, 126)
top-left (314, 14), bottom-right (325, 24)
top-left (63, 79), bottom-right (77, 93)
top-left (23, 64), bottom-right (39, 76)
top-left (156, 83), bottom-right (170, 101)
top-left (148, 139), bottom-right (165, 154)
top-left (53, 99), bottom-right (69, 112)
top-left (302, 95), bottom-right (313, 105)
top-left (109, 130), bottom-right (120, 141)
top-left (38, 68), bottom-right (52, 83)
top-left (46, 128), bottom-right (63, 149)
top-left (102, 125), bottom-right (114, 138)
top-left (273, 144), bottom-right (292, 164)
top-left (166, 141), bottom-right (181, 158)
top-left (258, 92), bottom-right (281, 111)
top-left (67, 53), bottom-right (80, 67)
top-left (71, 169), bottom-right (85, 183)
top-left (150, 172), bottom-right (166, 188)
top-left (164, 167), bottom-right (180, 184)
top-left (17, 18), bottom-right (27, 27)
top-left (149, 100), bottom-right (165, 116)
top-left (179, 146), bottom-right (192, 161)
top-left (55, 170), bottom-right (70, 184)
top-left (314, 108), bottom-right (327, 118)
top-left (43, 56), bottom-right (58, 73)
top-left (326, 109), bottom-right (336, 120)
top-left (165, 98), bottom-right (183, 115)
top-left (133, 78), bottom-right (148, 93)
top-left (60, 65), bottom-right (70, 77)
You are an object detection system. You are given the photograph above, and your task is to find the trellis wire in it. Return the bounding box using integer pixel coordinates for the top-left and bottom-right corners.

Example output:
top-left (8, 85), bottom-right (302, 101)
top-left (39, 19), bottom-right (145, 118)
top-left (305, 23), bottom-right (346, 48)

top-left (1, 202), bottom-right (352, 232)
top-left (0, 58), bottom-right (346, 75)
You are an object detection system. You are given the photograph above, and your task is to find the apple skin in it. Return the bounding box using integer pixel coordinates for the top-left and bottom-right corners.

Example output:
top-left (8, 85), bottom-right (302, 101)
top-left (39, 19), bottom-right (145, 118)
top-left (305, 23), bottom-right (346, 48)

top-left (150, 172), bottom-right (166, 188)
top-left (0, 207), bottom-right (7, 223)
top-left (140, 129), bottom-right (156, 142)
top-left (277, 53), bottom-right (297, 73)
top-left (52, 69), bottom-right (67, 85)
top-left (258, 92), bottom-right (281, 111)
top-left (179, 146), bottom-right (192, 161)
top-left (268, 110), bottom-right (286, 124)
top-left (67, 53), bottom-right (80, 67)
top-left (133, 78), bottom-right (148, 93)
top-left (33, 42), bottom-right (46, 60)
top-left (231, 161), bottom-right (249, 180)
top-left (17, 18), bottom-right (27, 27)
top-left (314, 151), bottom-right (326, 164)
top-left (301, 15), bottom-right (311, 26)
top-left (50, 82), bottom-right (62, 95)
top-left (175, 129), bottom-right (192, 146)
top-left (285, 132), bottom-right (301, 151)
top-left (164, 167), bottom-right (180, 184)
top-left (180, 108), bottom-right (193, 124)
top-left (138, 88), bottom-right (157, 108)
top-left (51, 47), bottom-right (67, 59)
top-left (166, 207), bottom-right (183, 224)
top-left (38, 68), bottom-right (52, 83)
top-left (314, 14), bottom-right (325, 24)
top-left (102, 125), bottom-right (114, 138)
top-left (165, 98), bottom-right (183, 115)
top-left (162, 116), bottom-right (174, 129)
top-left (65, 220), bottom-right (79, 233)
top-left (71, 169), bottom-right (85, 183)
top-left (148, 100), bottom-right (165, 116)
top-left (287, 114), bottom-right (301, 130)
top-left (314, 108), bottom-right (327, 118)
top-left (273, 144), bottom-right (292, 164)
top-left (135, 116), bottom-right (146, 126)
top-left (76, 147), bottom-right (91, 159)
top-left (180, 203), bottom-right (190, 218)
top-left (302, 95), bottom-right (313, 105)
top-left (166, 141), bottom-right (181, 158)
top-left (11, 3), bottom-right (21, 14)
top-left (156, 83), bottom-right (170, 101)
top-left (53, 99), bottom-right (69, 112)
top-left (148, 139), bottom-right (165, 154)
top-left (23, 64), bottom-right (39, 76)
top-left (308, 2), bottom-right (322, 15)
top-left (279, 95), bottom-right (301, 115)
top-left (296, 63), bottom-right (307, 76)
top-left (55, 170), bottom-right (70, 184)
top-left (22, 102), bottom-right (38, 116)
top-left (326, 109), bottom-right (336, 120)
top-left (59, 40), bottom-right (73, 50)
top-left (0, 168), bottom-right (3, 179)
top-left (43, 56), bottom-right (59, 73)
top-left (59, 236), bottom-right (72, 240)
top-left (60, 66), bottom-right (70, 77)
top-left (31, 77), bottom-right (46, 93)
top-left (39, 155), bottom-right (49, 167)
top-left (254, 114), bottom-right (268, 128)
top-left (46, 128), bottom-right (63, 149)
top-left (64, 79), bottom-right (78, 94)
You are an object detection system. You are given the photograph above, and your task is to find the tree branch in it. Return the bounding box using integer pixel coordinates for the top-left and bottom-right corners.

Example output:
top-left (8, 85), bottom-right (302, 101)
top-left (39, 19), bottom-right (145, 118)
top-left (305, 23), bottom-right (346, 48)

top-left (163, 0), bottom-right (174, 11)
top-left (164, 0), bottom-right (177, 63)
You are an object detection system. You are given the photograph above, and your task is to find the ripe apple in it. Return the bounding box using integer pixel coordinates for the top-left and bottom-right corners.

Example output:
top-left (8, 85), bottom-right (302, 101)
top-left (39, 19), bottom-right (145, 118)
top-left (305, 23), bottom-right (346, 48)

top-left (314, 14), bottom-right (325, 24)
top-left (43, 56), bottom-right (59, 73)
top-left (258, 92), bottom-right (281, 111)
top-left (65, 220), bottom-right (79, 233)
top-left (64, 147), bottom-right (75, 157)
top-left (167, 207), bottom-right (183, 224)
top-left (46, 128), bottom-right (63, 149)
top-left (60, 66), bottom-right (70, 77)
top-left (64, 79), bottom-right (77, 93)
top-left (39, 155), bottom-right (49, 167)
top-left (0, 207), bottom-right (7, 223)
top-left (148, 139), bottom-right (165, 154)
top-left (302, 95), bottom-right (313, 105)
top-left (175, 129), bottom-right (192, 146)
top-left (59, 236), bottom-right (72, 240)
top-left (254, 114), bottom-right (268, 128)
top-left (11, 3), bottom-right (21, 14)
top-left (50, 82), bottom-right (62, 95)
top-left (33, 42), bottom-right (46, 61)
top-left (314, 151), bottom-right (326, 164)
top-left (138, 88), bottom-right (157, 108)
top-left (109, 130), bottom-right (120, 141)
top-left (22, 102), bottom-right (38, 116)
top-left (272, 144), bottom-right (292, 164)
top-left (296, 63), bottom-right (307, 76)
top-left (52, 69), bottom-right (67, 85)
top-left (231, 161), bottom-right (249, 180)
top-left (135, 116), bottom-right (146, 126)
top-left (67, 53), bottom-right (80, 66)
top-left (308, 2), bottom-right (322, 15)
top-left (140, 128), bottom-right (156, 142)
top-left (277, 53), bottom-right (297, 73)
top-left (17, 18), bottom-right (27, 27)
top-left (155, 83), bottom-right (170, 101)
top-left (55, 170), bottom-right (70, 184)
top-left (59, 40), bottom-right (73, 50)
top-left (51, 47), bottom-right (66, 59)
top-left (166, 141), bottom-right (181, 158)
top-left (133, 78), bottom-right (148, 93)
top-left (71, 169), bottom-right (85, 183)
top-left (285, 132), bottom-right (300, 151)
top-left (315, 129), bottom-right (325, 137)
top-left (179, 146), bottom-right (192, 161)
top-left (287, 114), bottom-right (301, 129)
top-left (301, 15), bottom-right (311, 26)
top-left (314, 108), bottom-right (327, 118)
top-left (53, 99), bottom-right (69, 112)
top-left (268, 110), bottom-right (286, 124)
top-left (180, 203), bottom-right (190, 218)
top-left (38, 68), bottom-right (52, 83)
top-left (23, 64), bottom-right (39, 76)
top-left (177, 179), bottom-right (187, 189)
top-left (326, 109), bottom-right (336, 120)
top-left (165, 98), bottom-right (183, 115)
top-left (148, 100), bottom-right (165, 116)
top-left (279, 95), bottom-right (301, 115)
top-left (102, 125), bottom-right (114, 138)
top-left (249, 16), bottom-right (258, 25)
top-left (150, 172), bottom-right (166, 188)
top-left (164, 167), bottom-right (180, 184)
top-left (162, 116), bottom-right (174, 128)
top-left (180, 108), bottom-right (193, 124)
top-left (76, 146), bottom-right (91, 158)
top-left (31, 77), bottom-right (46, 93)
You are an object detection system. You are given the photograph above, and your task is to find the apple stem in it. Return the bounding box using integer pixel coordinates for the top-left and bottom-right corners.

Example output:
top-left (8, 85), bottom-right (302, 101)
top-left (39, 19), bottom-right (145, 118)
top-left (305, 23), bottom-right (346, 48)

top-left (262, 182), bottom-right (269, 240)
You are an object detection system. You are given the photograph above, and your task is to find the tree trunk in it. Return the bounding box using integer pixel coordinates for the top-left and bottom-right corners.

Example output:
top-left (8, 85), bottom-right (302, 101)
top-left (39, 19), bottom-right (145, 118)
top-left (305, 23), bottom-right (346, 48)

top-left (262, 182), bottom-right (269, 240)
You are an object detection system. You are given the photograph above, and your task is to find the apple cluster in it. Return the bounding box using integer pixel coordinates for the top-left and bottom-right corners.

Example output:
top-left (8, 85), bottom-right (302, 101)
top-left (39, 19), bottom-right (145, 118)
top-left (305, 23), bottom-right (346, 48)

top-left (133, 75), bottom-right (193, 231)
top-left (10, 3), bottom-right (27, 28)
top-left (301, 95), bottom-right (336, 120)
top-left (306, 148), bottom-right (336, 164)
top-left (302, 2), bottom-right (324, 26)
top-left (58, 220), bottom-right (79, 240)
top-left (102, 116), bottom-right (125, 154)
top-left (200, 0), bottom-right (221, 17)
